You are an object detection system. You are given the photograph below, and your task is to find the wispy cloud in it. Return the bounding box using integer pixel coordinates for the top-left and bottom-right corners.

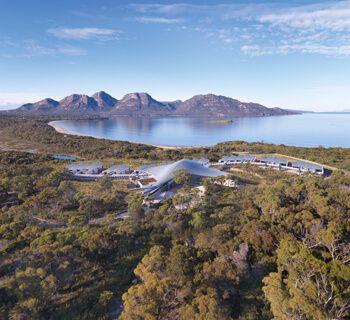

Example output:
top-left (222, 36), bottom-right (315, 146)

top-left (140, 1), bottom-right (350, 57)
top-left (23, 40), bottom-right (86, 57)
top-left (56, 46), bottom-right (87, 56)
top-left (240, 1), bottom-right (350, 56)
top-left (241, 43), bottom-right (350, 56)
top-left (130, 3), bottom-right (277, 19)
top-left (130, 3), bottom-right (197, 15)
top-left (22, 40), bottom-right (55, 56)
top-left (133, 16), bottom-right (182, 24)
top-left (1, 39), bottom-right (86, 58)
top-left (240, 45), bottom-right (267, 56)
top-left (259, 1), bottom-right (350, 31)
top-left (47, 27), bottom-right (120, 40)
top-left (37, 2), bottom-right (350, 57)
top-left (71, 11), bottom-right (114, 21)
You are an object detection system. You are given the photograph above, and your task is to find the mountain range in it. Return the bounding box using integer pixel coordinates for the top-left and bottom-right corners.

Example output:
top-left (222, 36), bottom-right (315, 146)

top-left (17, 91), bottom-right (296, 117)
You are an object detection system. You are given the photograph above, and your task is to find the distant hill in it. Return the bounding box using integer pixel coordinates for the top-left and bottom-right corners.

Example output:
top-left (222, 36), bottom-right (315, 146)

top-left (92, 91), bottom-right (118, 111)
top-left (19, 95), bottom-right (99, 113)
top-left (176, 94), bottom-right (292, 117)
top-left (112, 93), bottom-right (174, 114)
top-left (58, 94), bottom-right (98, 113)
top-left (16, 92), bottom-right (297, 117)
top-left (161, 100), bottom-right (183, 110)
top-left (18, 98), bottom-right (60, 113)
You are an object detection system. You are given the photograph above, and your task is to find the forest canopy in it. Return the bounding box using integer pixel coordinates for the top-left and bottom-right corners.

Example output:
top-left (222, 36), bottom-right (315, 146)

top-left (0, 116), bottom-right (349, 319)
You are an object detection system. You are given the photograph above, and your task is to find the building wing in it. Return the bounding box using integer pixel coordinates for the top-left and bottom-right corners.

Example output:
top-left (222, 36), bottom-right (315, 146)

top-left (144, 159), bottom-right (227, 193)
top-left (102, 165), bottom-right (129, 175)
top-left (259, 156), bottom-right (288, 166)
top-left (292, 161), bottom-right (324, 172)
top-left (67, 162), bottom-right (103, 174)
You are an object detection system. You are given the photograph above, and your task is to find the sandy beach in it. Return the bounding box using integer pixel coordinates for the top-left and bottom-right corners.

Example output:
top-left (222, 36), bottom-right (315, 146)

top-left (48, 121), bottom-right (74, 135)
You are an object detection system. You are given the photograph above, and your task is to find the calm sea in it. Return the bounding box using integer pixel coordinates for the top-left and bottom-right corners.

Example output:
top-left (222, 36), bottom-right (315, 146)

top-left (52, 113), bottom-right (350, 148)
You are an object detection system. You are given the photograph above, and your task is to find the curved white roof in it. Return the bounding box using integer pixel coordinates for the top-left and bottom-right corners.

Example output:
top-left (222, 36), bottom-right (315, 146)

top-left (144, 159), bottom-right (226, 193)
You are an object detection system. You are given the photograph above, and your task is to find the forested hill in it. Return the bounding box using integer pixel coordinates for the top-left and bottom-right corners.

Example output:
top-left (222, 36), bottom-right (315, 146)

top-left (0, 149), bottom-right (349, 319)
top-left (0, 115), bottom-right (349, 319)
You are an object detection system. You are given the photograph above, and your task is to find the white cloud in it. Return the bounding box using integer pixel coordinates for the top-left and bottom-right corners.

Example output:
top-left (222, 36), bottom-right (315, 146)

top-left (0, 40), bottom-right (86, 58)
top-left (259, 1), bottom-right (350, 31)
top-left (48, 27), bottom-right (119, 40)
top-left (22, 40), bottom-right (55, 56)
top-left (130, 3), bottom-right (273, 19)
top-left (130, 3), bottom-right (199, 15)
top-left (240, 1), bottom-right (350, 56)
top-left (225, 1), bottom-right (350, 57)
top-left (25, 40), bottom-right (85, 56)
top-left (240, 45), bottom-right (273, 56)
top-left (223, 38), bottom-right (233, 44)
top-left (283, 44), bottom-right (350, 55)
top-left (241, 43), bottom-right (350, 56)
top-left (119, 2), bottom-right (350, 57)
top-left (23, 40), bottom-right (86, 57)
top-left (57, 46), bottom-right (86, 56)
top-left (134, 16), bottom-right (182, 24)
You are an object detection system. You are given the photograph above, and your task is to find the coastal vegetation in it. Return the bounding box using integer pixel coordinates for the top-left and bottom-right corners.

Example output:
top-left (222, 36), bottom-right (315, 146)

top-left (1, 115), bottom-right (349, 171)
top-left (0, 115), bottom-right (349, 319)
top-left (3, 0), bottom-right (350, 319)
top-left (0, 116), bottom-right (155, 160)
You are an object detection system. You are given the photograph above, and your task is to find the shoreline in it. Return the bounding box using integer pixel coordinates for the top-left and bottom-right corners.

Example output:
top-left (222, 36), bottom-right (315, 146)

top-left (42, 122), bottom-right (344, 171)
top-left (48, 121), bottom-right (195, 150)
top-left (48, 121), bottom-right (74, 135)
top-left (48, 119), bottom-right (350, 151)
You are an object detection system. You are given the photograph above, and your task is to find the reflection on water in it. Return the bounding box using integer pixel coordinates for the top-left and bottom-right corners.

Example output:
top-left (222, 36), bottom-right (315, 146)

top-left (53, 113), bottom-right (350, 147)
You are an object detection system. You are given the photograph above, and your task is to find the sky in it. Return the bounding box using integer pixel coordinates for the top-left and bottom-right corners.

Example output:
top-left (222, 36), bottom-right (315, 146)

top-left (1, 0), bottom-right (350, 111)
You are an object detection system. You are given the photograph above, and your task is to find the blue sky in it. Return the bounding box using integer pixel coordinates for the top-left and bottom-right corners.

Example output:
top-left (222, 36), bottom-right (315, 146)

top-left (1, 0), bottom-right (350, 111)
